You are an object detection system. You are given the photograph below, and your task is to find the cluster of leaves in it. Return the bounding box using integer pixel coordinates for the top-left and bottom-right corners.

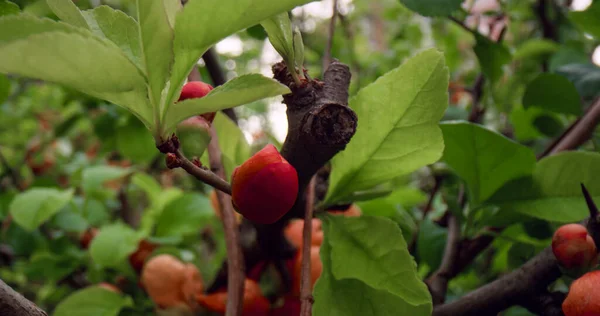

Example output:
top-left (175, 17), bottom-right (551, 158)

top-left (0, 0), bottom-right (600, 316)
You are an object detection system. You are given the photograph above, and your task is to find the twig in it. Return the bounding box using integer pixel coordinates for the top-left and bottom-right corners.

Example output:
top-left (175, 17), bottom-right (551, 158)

top-left (543, 98), bottom-right (600, 156)
top-left (173, 149), bottom-right (232, 195)
top-left (322, 0), bottom-right (339, 72)
top-left (467, 74), bottom-right (485, 123)
top-left (300, 176), bottom-right (316, 316)
top-left (0, 279), bottom-right (47, 316)
top-left (207, 128), bottom-right (245, 316)
top-left (582, 183), bottom-right (599, 219)
top-left (202, 48), bottom-right (238, 123)
top-left (448, 16), bottom-right (475, 34)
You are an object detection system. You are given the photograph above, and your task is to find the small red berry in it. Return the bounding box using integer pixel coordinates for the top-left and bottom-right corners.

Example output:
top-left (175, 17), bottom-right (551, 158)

top-left (231, 144), bottom-right (298, 224)
top-left (563, 270), bottom-right (600, 316)
top-left (178, 81), bottom-right (216, 123)
top-left (552, 224), bottom-right (598, 270)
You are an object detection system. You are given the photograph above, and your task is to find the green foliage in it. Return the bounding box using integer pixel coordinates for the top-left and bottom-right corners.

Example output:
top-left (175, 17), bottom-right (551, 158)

top-left (261, 13), bottom-right (296, 66)
top-left (0, 0), bottom-right (19, 16)
top-left (513, 39), bottom-right (559, 61)
top-left (89, 223), bottom-right (143, 268)
top-left (569, 0), bottom-right (600, 40)
top-left (9, 188), bottom-right (74, 231)
top-left (487, 152), bottom-right (600, 223)
top-left (440, 122), bottom-right (536, 205)
top-left (81, 165), bottom-right (131, 194)
top-left (0, 73), bottom-right (9, 104)
top-left (53, 287), bottom-right (133, 316)
top-left (398, 0), bottom-right (463, 17)
top-left (326, 49), bottom-right (449, 205)
top-left (522, 73), bottom-right (582, 115)
top-left (473, 34), bottom-right (511, 83)
top-left (313, 215), bottom-right (432, 316)
top-left (155, 193), bottom-right (213, 238)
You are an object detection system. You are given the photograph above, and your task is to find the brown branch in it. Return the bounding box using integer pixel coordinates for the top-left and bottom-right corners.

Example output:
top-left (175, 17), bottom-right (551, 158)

top-left (543, 98), bottom-right (600, 156)
top-left (173, 148), bottom-right (232, 195)
top-left (0, 279), bottom-right (47, 316)
top-left (202, 48), bottom-right (238, 123)
top-left (300, 177), bottom-right (316, 316)
top-left (322, 0), bottom-right (339, 72)
top-left (426, 214), bottom-right (461, 305)
top-left (207, 128), bottom-right (245, 316)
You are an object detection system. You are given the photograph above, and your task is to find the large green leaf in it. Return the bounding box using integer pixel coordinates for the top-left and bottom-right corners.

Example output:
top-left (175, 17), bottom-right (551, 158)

top-left (163, 74), bottom-right (290, 133)
top-left (0, 14), bottom-right (89, 44)
top-left (440, 122), bottom-right (536, 205)
top-left (9, 188), bottom-right (74, 231)
top-left (522, 73), bottom-right (582, 116)
top-left (486, 152), bottom-right (600, 223)
top-left (82, 5), bottom-right (143, 70)
top-left (325, 49), bottom-right (449, 205)
top-left (54, 287), bottom-right (133, 316)
top-left (0, 32), bottom-right (153, 127)
top-left (569, 1), bottom-right (600, 40)
top-left (261, 12), bottom-right (295, 65)
top-left (474, 34), bottom-right (511, 83)
top-left (313, 216), bottom-right (431, 316)
top-left (46, 0), bottom-right (89, 29)
top-left (165, 0), bottom-right (314, 116)
top-left (556, 63), bottom-right (600, 100)
top-left (0, 1), bottom-right (19, 16)
top-left (0, 73), bottom-right (9, 104)
top-left (399, 0), bottom-right (463, 17)
top-left (137, 0), bottom-right (176, 111)
top-left (513, 39), bottom-right (559, 61)
top-left (89, 223), bottom-right (143, 268)
top-left (155, 193), bottom-right (212, 238)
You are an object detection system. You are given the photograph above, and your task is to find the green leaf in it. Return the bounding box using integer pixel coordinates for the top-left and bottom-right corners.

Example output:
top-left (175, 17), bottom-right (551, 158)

top-left (131, 173), bottom-right (161, 199)
top-left (0, 1), bottom-right (19, 16)
top-left (165, 0), bottom-right (314, 118)
top-left (293, 27), bottom-right (304, 69)
top-left (509, 105), bottom-right (544, 141)
top-left (155, 193), bottom-right (212, 238)
top-left (474, 34), bottom-right (511, 82)
top-left (325, 49), bottom-right (449, 205)
top-left (417, 219), bottom-right (447, 271)
top-left (440, 122), bottom-right (536, 205)
top-left (116, 118), bottom-right (158, 164)
top-left (200, 113), bottom-right (251, 181)
top-left (522, 73), bottom-right (582, 116)
top-left (9, 188), bottom-right (74, 231)
top-left (89, 223), bottom-right (142, 268)
top-left (555, 63), bottom-right (600, 101)
top-left (532, 114), bottom-right (563, 137)
top-left (0, 14), bottom-right (89, 45)
top-left (82, 5), bottom-right (143, 70)
top-left (164, 74), bottom-right (290, 134)
top-left (486, 152), bottom-right (600, 223)
top-left (0, 73), bottom-right (9, 104)
top-left (54, 287), bottom-right (133, 316)
top-left (82, 165), bottom-right (131, 193)
top-left (513, 39), bottom-right (559, 60)
top-left (399, 0), bottom-right (463, 16)
top-left (569, 1), bottom-right (600, 40)
top-left (137, 0), bottom-right (175, 112)
top-left (261, 12), bottom-right (295, 65)
top-left (46, 0), bottom-right (89, 29)
top-left (0, 32), bottom-right (153, 127)
top-left (314, 216), bottom-right (432, 316)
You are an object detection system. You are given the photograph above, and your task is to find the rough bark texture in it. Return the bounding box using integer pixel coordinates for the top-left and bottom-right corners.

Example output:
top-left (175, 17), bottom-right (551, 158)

top-left (0, 279), bottom-right (47, 316)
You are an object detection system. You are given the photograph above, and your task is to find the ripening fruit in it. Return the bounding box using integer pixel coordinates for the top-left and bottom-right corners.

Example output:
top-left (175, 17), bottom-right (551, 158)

top-left (177, 116), bottom-right (212, 158)
top-left (329, 204), bottom-right (362, 217)
top-left (291, 246), bottom-right (323, 297)
top-left (284, 219), bottom-right (324, 249)
top-left (552, 224), bottom-right (598, 271)
top-left (231, 144), bottom-right (299, 224)
top-left (129, 240), bottom-right (158, 273)
top-left (563, 270), bottom-right (600, 316)
top-left (178, 81), bottom-right (215, 123)
top-left (79, 227), bottom-right (98, 249)
top-left (196, 279), bottom-right (270, 316)
top-left (141, 255), bottom-right (203, 309)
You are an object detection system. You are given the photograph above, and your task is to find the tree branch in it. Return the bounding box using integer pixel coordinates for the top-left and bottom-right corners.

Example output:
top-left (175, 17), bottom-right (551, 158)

top-left (322, 0), bottom-right (339, 72)
top-left (0, 279), bottom-right (47, 316)
top-left (300, 176), bottom-right (316, 316)
top-left (173, 148), bottom-right (232, 195)
top-left (207, 128), bottom-right (245, 316)
top-left (543, 98), bottom-right (600, 156)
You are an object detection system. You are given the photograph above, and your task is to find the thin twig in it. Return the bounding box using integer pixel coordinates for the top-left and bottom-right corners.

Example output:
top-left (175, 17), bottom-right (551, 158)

top-left (207, 128), bottom-right (245, 316)
top-left (174, 149), bottom-right (232, 195)
top-left (582, 183), bottom-right (599, 219)
top-left (322, 0), bottom-right (339, 72)
top-left (544, 98), bottom-right (600, 156)
top-left (300, 176), bottom-right (317, 316)
top-left (0, 279), bottom-right (47, 316)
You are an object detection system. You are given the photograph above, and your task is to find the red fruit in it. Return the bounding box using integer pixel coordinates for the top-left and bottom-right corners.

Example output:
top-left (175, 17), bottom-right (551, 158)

top-left (231, 144), bottom-right (298, 224)
top-left (141, 255), bottom-right (203, 309)
top-left (284, 219), bottom-right (324, 249)
top-left (563, 270), bottom-right (600, 316)
top-left (129, 240), bottom-right (158, 273)
top-left (271, 296), bottom-right (301, 316)
top-left (196, 279), bottom-right (270, 316)
top-left (178, 81), bottom-right (215, 123)
top-left (291, 246), bottom-right (323, 297)
top-left (552, 224), bottom-right (598, 270)
top-left (80, 228), bottom-right (98, 249)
